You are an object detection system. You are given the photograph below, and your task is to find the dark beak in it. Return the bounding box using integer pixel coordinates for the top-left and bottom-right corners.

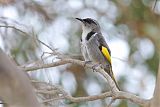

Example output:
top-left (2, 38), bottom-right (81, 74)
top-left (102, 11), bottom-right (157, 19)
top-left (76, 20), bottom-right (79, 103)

top-left (75, 18), bottom-right (83, 22)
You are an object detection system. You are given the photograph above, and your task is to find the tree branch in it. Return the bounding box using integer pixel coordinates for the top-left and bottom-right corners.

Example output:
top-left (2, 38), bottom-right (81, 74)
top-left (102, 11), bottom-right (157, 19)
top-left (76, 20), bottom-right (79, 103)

top-left (24, 56), bottom-right (149, 106)
top-left (34, 80), bottom-right (148, 106)
top-left (0, 25), bottom-right (30, 37)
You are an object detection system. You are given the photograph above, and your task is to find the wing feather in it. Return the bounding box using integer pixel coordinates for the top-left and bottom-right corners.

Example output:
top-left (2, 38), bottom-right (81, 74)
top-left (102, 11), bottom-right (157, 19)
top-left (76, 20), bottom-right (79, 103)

top-left (96, 33), bottom-right (111, 64)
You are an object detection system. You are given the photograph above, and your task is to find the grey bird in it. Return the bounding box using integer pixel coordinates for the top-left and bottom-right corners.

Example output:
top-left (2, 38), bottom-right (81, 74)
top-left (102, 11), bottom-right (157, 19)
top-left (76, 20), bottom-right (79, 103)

top-left (76, 18), bottom-right (120, 90)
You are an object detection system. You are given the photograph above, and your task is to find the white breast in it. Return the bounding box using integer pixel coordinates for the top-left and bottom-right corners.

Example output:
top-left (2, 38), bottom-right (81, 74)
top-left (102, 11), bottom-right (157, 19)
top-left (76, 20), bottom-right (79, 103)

top-left (82, 26), bottom-right (92, 41)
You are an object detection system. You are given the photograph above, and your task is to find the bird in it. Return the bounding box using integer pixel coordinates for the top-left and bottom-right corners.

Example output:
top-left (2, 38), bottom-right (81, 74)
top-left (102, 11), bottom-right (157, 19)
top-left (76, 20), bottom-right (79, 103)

top-left (76, 18), bottom-right (120, 90)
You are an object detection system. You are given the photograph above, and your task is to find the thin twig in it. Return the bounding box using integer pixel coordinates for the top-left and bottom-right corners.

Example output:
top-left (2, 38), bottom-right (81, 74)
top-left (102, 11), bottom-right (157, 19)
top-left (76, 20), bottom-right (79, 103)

top-left (66, 92), bottom-right (112, 103)
top-left (34, 81), bottom-right (148, 106)
top-left (24, 59), bottom-right (69, 71)
top-left (0, 25), bottom-right (30, 36)
top-left (37, 38), bottom-right (55, 52)
top-left (42, 96), bottom-right (65, 103)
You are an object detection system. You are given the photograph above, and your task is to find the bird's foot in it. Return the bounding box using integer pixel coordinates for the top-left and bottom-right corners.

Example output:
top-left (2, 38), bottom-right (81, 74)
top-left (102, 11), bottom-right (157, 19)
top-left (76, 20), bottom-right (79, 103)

top-left (84, 60), bottom-right (92, 67)
top-left (92, 63), bottom-right (103, 72)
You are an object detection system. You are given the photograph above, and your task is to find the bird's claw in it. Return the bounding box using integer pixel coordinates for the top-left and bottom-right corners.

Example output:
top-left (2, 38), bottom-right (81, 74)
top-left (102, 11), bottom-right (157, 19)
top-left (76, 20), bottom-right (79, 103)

top-left (84, 61), bottom-right (92, 67)
top-left (84, 61), bottom-right (103, 72)
top-left (92, 63), bottom-right (103, 72)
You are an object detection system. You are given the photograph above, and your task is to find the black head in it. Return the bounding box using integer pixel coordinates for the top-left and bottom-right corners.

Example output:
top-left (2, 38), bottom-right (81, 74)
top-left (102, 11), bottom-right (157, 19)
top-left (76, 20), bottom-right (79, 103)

top-left (76, 18), bottom-right (98, 25)
top-left (75, 18), bottom-right (100, 31)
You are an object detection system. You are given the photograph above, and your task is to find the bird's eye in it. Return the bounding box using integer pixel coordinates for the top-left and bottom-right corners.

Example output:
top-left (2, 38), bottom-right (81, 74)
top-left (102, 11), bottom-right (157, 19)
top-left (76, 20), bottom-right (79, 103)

top-left (83, 19), bottom-right (92, 24)
top-left (83, 19), bottom-right (97, 25)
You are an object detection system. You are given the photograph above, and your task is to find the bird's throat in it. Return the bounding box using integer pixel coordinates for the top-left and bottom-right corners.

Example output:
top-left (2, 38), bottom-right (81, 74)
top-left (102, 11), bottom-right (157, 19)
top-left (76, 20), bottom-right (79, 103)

top-left (82, 27), bottom-right (92, 41)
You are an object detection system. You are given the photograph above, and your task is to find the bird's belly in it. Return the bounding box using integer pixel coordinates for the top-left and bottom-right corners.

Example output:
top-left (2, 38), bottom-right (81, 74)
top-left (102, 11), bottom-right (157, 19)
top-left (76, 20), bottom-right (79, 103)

top-left (80, 41), bottom-right (91, 61)
top-left (86, 39), bottom-right (107, 65)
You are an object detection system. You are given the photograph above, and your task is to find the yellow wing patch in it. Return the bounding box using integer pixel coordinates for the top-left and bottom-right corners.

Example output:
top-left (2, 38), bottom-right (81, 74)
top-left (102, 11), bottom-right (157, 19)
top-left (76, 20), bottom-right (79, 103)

top-left (101, 46), bottom-right (111, 64)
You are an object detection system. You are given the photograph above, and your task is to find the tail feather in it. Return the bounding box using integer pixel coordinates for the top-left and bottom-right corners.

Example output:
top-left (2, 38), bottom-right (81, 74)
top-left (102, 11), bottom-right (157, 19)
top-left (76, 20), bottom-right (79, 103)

top-left (104, 67), bottom-right (120, 90)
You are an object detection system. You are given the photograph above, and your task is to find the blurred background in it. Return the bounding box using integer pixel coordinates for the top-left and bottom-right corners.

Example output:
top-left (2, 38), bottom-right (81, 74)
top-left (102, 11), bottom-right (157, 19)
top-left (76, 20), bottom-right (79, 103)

top-left (0, 0), bottom-right (159, 107)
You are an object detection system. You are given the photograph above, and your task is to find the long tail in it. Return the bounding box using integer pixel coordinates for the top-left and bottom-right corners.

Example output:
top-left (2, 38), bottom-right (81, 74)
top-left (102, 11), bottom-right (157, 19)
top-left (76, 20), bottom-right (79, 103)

top-left (104, 67), bottom-right (120, 90)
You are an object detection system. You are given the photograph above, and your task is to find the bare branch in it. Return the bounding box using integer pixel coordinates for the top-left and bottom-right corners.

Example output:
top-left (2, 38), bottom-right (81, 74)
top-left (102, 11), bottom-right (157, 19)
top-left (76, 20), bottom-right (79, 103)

top-left (34, 80), bottom-right (148, 106)
top-left (0, 25), bottom-right (30, 37)
top-left (24, 56), bottom-right (149, 106)
top-left (66, 92), bottom-right (112, 103)
top-left (36, 36), bottom-right (54, 52)
top-left (24, 59), bottom-right (69, 71)
top-left (42, 96), bottom-right (65, 103)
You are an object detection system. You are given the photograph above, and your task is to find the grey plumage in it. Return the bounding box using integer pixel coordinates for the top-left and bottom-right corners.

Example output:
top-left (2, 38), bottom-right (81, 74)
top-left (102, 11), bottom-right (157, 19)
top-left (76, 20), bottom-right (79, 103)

top-left (77, 18), bottom-right (120, 90)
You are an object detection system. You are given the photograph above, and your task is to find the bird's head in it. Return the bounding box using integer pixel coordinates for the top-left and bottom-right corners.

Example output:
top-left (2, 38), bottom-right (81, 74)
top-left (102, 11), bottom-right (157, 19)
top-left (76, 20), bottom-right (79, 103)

top-left (76, 18), bottom-right (101, 33)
